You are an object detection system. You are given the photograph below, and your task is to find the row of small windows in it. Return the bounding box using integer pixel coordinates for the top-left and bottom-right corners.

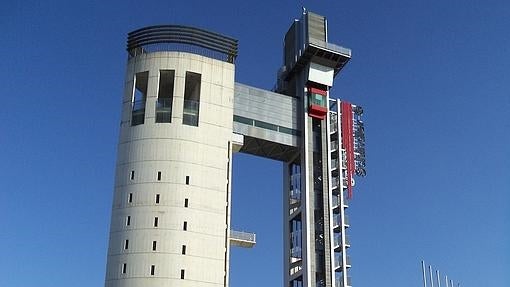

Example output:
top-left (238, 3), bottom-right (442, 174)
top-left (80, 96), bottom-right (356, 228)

top-left (127, 193), bottom-right (188, 206)
top-left (121, 263), bottom-right (186, 279)
top-left (125, 216), bottom-right (189, 229)
top-left (123, 240), bottom-right (186, 253)
top-left (129, 170), bottom-right (190, 185)
top-left (131, 70), bottom-right (201, 127)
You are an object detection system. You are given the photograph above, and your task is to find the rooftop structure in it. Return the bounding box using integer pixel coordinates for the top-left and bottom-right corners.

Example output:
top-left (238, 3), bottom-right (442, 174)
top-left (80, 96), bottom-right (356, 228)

top-left (104, 10), bottom-right (366, 287)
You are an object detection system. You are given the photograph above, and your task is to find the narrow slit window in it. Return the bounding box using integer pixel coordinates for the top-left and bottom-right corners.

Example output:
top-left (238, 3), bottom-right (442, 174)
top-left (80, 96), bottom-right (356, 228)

top-left (155, 194), bottom-right (160, 204)
top-left (130, 170), bottom-right (135, 180)
top-left (122, 263), bottom-right (127, 274)
top-left (183, 221), bottom-right (187, 231)
top-left (154, 217), bottom-right (159, 227)
top-left (128, 193), bottom-right (133, 203)
top-left (157, 171), bottom-right (161, 181)
top-left (156, 70), bottom-right (175, 123)
top-left (182, 245), bottom-right (186, 255)
top-left (126, 216), bottom-right (131, 226)
top-left (124, 239), bottom-right (129, 250)
top-left (152, 241), bottom-right (157, 251)
top-left (180, 269), bottom-right (185, 279)
top-left (132, 71), bottom-right (148, 126)
top-left (150, 265), bottom-right (155, 276)
top-left (184, 198), bottom-right (189, 208)
top-left (183, 72), bottom-right (201, 126)
top-left (185, 176), bottom-right (190, 185)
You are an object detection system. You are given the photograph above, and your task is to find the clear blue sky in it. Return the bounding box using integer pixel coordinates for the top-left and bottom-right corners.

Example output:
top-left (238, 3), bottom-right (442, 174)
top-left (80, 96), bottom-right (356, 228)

top-left (1, 1), bottom-right (509, 286)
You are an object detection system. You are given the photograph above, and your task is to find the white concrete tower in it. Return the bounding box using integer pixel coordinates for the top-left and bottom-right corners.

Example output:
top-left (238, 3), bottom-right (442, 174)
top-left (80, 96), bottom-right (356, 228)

top-left (104, 26), bottom-right (238, 287)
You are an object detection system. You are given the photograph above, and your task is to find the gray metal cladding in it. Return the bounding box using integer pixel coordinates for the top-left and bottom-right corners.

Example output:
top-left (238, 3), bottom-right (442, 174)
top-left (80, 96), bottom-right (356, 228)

top-left (234, 83), bottom-right (298, 129)
top-left (307, 12), bottom-right (326, 42)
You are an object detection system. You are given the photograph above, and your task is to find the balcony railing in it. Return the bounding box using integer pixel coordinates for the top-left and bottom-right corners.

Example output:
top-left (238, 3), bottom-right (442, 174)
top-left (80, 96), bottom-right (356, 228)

top-left (230, 230), bottom-right (256, 248)
top-left (156, 98), bottom-right (172, 123)
top-left (131, 100), bottom-right (146, 126)
top-left (333, 234), bottom-right (350, 249)
top-left (335, 276), bottom-right (352, 287)
top-left (183, 100), bottom-right (199, 126)
top-left (291, 246), bottom-right (302, 258)
top-left (334, 254), bottom-right (351, 268)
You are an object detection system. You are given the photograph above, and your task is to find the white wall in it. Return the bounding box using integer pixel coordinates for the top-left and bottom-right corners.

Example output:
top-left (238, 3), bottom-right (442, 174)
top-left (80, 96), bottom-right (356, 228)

top-left (105, 51), bottom-right (235, 287)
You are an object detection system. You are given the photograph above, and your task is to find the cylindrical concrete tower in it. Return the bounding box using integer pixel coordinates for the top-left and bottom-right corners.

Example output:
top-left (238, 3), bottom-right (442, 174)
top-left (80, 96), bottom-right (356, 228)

top-left (104, 26), bottom-right (238, 287)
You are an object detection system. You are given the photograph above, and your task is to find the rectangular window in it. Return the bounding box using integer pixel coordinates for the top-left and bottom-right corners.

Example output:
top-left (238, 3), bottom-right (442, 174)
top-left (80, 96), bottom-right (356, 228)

top-left (128, 193), bottom-right (133, 203)
top-left (150, 265), bottom-right (155, 276)
top-left (185, 176), bottom-right (190, 185)
top-left (157, 171), bottom-right (161, 181)
top-left (155, 194), bottom-right (160, 204)
top-left (183, 72), bottom-right (201, 126)
top-left (156, 70), bottom-right (175, 123)
top-left (152, 241), bottom-right (157, 251)
top-left (124, 239), bottom-right (129, 250)
top-left (182, 245), bottom-right (186, 255)
top-left (184, 198), bottom-right (189, 208)
top-left (122, 263), bottom-right (127, 274)
top-left (183, 221), bottom-right (187, 231)
top-left (132, 71), bottom-right (149, 126)
top-left (180, 269), bottom-right (185, 279)
top-left (126, 216), bottom-right (131, 226)
top-left (130, 170), bottom-right (135, 180)
top-left (154, 217), bottom-right (159, 227)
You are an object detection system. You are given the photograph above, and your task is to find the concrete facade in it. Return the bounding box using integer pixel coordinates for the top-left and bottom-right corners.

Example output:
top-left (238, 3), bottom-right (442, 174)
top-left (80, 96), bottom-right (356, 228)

top-left (105, 51), bottom-right (235, 287)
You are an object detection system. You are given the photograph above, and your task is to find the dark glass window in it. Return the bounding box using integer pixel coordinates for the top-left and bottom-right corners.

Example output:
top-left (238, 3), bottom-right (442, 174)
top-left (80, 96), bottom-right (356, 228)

top-left (132, 71), bottom-right (148, 126)
top-left (183, 72), bottom-right (201, 126)
top-left (156, 70), bottom-right (175, 123)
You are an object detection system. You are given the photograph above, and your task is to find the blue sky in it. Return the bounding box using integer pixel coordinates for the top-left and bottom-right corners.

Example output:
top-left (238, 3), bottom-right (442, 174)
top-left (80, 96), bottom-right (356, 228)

top-left (1, 1), bottom-right (509, 286)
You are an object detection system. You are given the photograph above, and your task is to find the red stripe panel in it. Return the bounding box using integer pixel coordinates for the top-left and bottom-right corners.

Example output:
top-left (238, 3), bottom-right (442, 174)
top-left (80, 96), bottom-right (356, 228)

top-left (308, 87), bottom-right (327, 96)
top-left (341, 101), bottom-right (354, 199)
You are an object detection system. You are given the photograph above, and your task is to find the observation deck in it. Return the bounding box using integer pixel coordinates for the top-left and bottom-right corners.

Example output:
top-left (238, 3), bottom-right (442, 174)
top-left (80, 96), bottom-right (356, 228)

top-left (126, 25), bottom-right (238, 63)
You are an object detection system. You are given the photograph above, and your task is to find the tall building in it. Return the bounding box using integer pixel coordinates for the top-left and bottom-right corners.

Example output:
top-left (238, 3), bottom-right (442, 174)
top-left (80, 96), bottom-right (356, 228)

top-left (104, 10), bottom-right (366, 287)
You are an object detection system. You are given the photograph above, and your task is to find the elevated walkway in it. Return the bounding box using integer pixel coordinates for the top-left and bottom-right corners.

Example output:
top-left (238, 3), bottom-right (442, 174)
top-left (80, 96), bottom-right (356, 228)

top-left (233, 83), bottom-right (299, 162)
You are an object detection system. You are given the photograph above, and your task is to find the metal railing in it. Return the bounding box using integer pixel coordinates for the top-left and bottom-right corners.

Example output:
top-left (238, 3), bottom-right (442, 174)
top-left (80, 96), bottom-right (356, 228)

top-left (156, 98), bottom-right (172, 123)
top-left (132, 100), bottom-right (146, 112)
top-left (230, 230), bottom-right (256, 243)
top-left (127, 25), bottom-right (238, 63)
top-left (335, 276), bottom-right (352, 287)
top-left (131, 100), bottom-right (146, 126)
top-left (183, 100), bottom-right (199, 126)
top-left (334, 254), bottom-right (351, 268)
top-left (291, 246), bottom-right (302, 258)
top-left (309, 38), bottom-right (352, 57)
